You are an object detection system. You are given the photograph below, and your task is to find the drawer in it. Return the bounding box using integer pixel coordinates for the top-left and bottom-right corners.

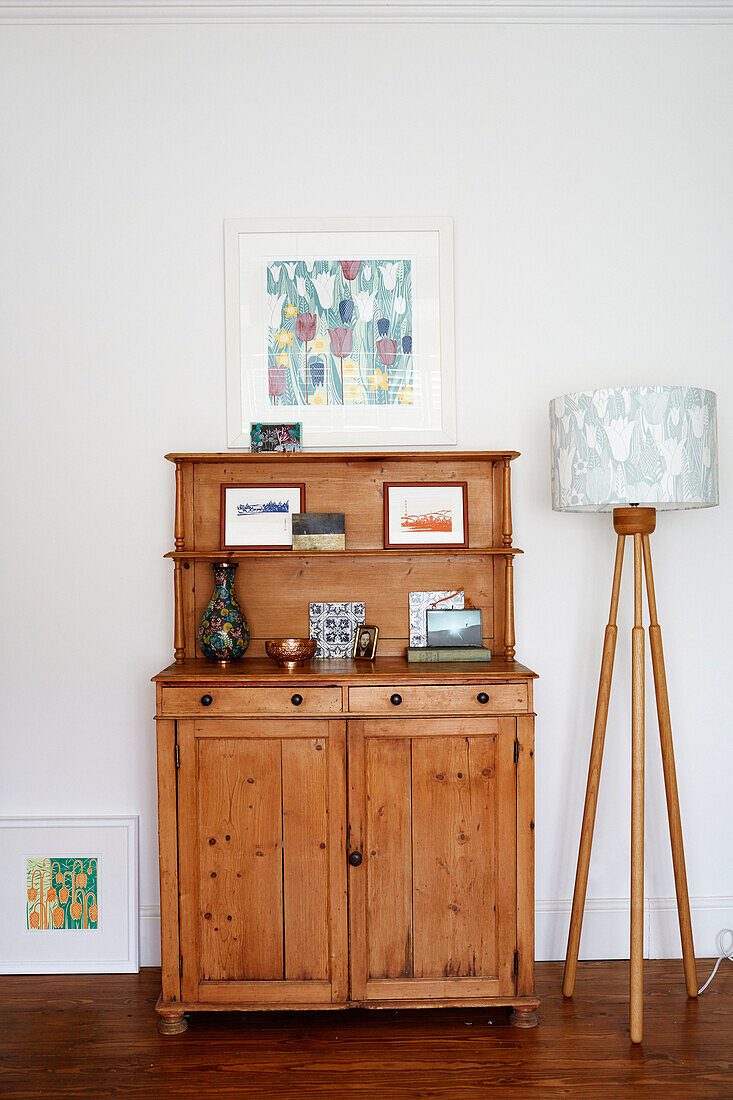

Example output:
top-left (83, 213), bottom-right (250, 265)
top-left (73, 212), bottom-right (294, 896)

top-left (159, 685), bottom-right (343, 717)
top-left (347, 683), bottom-right (528, 715)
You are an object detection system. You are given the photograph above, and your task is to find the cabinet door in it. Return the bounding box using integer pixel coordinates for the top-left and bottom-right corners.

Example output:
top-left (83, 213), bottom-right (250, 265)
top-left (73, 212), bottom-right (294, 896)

top-left (348, 717), bottom-right (517, 1003)
top-left (177, 718), bottom-right (347, 1006)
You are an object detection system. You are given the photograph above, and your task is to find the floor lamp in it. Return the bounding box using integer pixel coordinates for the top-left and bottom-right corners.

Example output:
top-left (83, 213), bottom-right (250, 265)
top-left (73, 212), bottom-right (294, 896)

top-left (549, 386), bottom-right (719, 1044)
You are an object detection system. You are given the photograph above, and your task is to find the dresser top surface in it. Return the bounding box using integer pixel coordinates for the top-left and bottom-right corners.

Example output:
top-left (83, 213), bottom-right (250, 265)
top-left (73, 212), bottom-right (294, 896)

top-left (153, 656), bottom-right (538, 684)
top-left (165, 450), bottom-right (520, 464)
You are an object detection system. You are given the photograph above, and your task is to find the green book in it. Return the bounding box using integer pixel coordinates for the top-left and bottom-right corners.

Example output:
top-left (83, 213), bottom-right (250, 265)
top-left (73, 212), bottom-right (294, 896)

top-left (405, 646), bottom-right (492, 663)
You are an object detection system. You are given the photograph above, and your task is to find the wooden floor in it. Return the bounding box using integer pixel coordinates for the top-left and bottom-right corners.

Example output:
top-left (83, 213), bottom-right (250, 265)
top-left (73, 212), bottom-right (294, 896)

top-left (0, 961), bottom-right (730, 1098)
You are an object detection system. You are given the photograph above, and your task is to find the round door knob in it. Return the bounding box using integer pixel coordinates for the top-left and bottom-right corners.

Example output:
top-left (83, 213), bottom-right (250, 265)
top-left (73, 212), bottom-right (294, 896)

top-left (200, 694), bottom-right (213, 707)
top-left (390, 693), bottom-right (402, 706)
top-left (477, 692), bottom-right (490, 704)
top-left (291, 693), bottom-right (303, 706)
top-left (348, 851), bottom-right (363, 867)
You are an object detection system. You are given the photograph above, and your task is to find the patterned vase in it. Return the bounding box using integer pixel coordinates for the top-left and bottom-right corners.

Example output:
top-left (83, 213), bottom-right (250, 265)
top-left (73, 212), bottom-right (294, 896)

top-left (197, 563), bottom-right (250, 664)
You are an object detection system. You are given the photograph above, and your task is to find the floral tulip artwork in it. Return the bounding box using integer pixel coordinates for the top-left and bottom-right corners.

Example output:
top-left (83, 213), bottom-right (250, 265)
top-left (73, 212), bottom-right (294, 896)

top-left (268, 365), bottom-right (287, 400)
top-left (265, 258), bottom-right (413, 406)
top-left (353, 290), bottom-right (377, 324)
top-left (296, 312), bottom-right (317, 402)
top-left (377, 338), bottom-right (397, 369)
top-left (309, 356), bottom-right (325, 390)
top-left (26, 858), bottom-right (99, 930)
top-left (339, 260), bottom-right (362, 281)
top-left (329, 326), bottom-right (353, 402)
top-left (312, 270), bottom-right (337, 309)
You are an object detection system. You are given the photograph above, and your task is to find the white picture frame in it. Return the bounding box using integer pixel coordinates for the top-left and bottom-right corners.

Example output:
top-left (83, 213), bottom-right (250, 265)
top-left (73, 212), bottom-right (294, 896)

top-left (0, 816), bottom-right (139, 974)
top-left (224, 217), bottom-right (456, 449)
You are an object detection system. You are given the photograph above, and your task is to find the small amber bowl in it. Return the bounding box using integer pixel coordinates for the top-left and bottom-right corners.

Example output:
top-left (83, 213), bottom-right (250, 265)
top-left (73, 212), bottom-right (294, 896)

top-left (265, 638), bottom-right (318, 668)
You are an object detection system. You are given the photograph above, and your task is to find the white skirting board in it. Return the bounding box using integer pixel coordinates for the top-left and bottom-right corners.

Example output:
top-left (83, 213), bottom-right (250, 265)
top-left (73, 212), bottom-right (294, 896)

top-left (535, 896), bottom-right (733, 962)
top-left (138, 896), bottom-right (733, 968)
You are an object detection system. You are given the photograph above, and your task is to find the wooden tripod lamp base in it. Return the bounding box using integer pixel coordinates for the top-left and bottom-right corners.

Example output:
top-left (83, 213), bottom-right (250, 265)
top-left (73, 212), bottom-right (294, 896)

top-left (562, 507), bottom-right (698, 1045)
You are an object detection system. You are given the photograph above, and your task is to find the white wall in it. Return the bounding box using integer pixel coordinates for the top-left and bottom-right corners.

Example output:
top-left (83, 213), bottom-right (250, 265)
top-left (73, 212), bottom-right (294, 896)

top-left (1, 14), bottom-right (731, 965)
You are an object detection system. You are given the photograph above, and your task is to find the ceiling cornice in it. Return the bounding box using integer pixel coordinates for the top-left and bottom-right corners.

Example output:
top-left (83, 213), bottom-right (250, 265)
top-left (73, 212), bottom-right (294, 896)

top-left (2, 2), bottom-right (733, 25)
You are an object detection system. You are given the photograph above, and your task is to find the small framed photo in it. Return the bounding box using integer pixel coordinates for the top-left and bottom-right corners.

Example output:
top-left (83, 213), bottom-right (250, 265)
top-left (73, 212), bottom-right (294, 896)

top-left (250, 422), bottom-right (302, 453)
top-left (221, 484), bottom-right (305, 550)
top-left (383, 482), bottom-right (469, 549)
top-left (353, 624), bottom-right (379, 660)
top-left (426, 608), bottom-right (483, 647)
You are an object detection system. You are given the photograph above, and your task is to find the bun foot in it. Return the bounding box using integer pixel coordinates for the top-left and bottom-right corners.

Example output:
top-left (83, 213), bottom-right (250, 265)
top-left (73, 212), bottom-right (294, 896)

top-left (157, 1013), bottom-right (188, 1035)
top-left (510, 1006), bottom-right (539, 1029)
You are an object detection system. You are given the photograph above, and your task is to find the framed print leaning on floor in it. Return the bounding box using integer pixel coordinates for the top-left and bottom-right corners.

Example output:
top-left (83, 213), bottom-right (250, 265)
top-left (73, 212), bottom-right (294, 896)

top-left (0, 816), bottom-right (139, 974)
top-left (224, 218), bottom-right (456, 449)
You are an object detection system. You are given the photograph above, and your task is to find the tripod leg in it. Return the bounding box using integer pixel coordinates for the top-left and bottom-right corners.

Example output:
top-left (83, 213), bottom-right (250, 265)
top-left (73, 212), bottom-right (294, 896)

top-left (630, 533), bottom-right (645, 1045)
top-left (642, 534), bottom-right (697, 997)
top-left (563, 535), bottom-right (625, 998)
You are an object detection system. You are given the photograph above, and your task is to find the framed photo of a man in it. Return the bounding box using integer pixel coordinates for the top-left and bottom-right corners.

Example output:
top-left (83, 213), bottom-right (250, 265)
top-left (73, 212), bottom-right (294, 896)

top-left (353, 625), bottom-right (379, 661)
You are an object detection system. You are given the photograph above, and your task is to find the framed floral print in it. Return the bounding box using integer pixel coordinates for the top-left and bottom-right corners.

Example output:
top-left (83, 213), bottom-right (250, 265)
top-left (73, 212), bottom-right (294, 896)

top-left (224, 218), bottom-right (456, 449)
top-left (0, 816), bottom-right (139, 974)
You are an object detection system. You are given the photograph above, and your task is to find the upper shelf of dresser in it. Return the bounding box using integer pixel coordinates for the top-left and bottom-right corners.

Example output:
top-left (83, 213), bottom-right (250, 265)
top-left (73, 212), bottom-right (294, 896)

top-left (165, 450), bottom-right (523, 663)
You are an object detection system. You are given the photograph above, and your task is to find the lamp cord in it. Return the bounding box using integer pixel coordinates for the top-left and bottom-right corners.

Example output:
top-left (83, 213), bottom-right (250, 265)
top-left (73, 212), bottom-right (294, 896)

top-left (697, 928), bottom-right (733, 995)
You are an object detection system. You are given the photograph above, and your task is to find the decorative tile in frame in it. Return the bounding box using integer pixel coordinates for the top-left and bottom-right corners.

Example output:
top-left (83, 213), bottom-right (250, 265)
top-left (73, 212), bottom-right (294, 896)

top-left (225, 218), bottom-right (456, 449)
top-left (384, 482), bottom-right (469, 549)
top-left (220, 483), bottom-right (305, 550)
top-left (250, 422), bottom-right (302, 453)
top-left (309, 601), bottom-right (365, 659)
top-left (0, 816), bottom-right (138, 974)
top-left (27, 857), bottom-right (98, 931)
top-left (408, 590), bottom-right (465, 648)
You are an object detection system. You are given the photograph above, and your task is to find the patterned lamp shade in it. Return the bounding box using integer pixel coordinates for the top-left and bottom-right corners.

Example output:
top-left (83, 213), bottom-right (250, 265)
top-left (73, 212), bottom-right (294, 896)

top-left (550, 386), bottom-right (719, 512)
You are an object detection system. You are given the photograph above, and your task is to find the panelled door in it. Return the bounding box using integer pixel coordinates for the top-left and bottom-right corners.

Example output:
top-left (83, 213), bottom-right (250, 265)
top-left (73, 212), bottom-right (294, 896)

top-left (347, 717), bottom-right (517, 1003)
top-left (177, 718), bottom-right (348, 1006)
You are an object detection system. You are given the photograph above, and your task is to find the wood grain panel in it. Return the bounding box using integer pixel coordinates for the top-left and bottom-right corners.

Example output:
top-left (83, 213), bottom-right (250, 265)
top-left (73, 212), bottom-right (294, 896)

top-left (155, 717), bottom-right (180, 1004)
top-left (160, 685), bottom-right (342, 717)
top-left (348, 683), bottom-right (527, 715)
top-left (361, 977), bottom-right (501, 1000)
top-left (199, 980), bottom-right (333, 1004)
top-left (192, 458), bottom-right (495, 551)
top-left (411, 735), bottom-right (498, 980)
top-left (495, 719), bottom-right (518, 993)
top-left (516, 714), bottom-right (535, 995)
top-left (175, 721), bottom-right (200, 1002)
top-left (191, 555), bottom-right (495, 657)
top-left (197, 738), bottom-right (284, 982)
top-left (326, 722), bottom-right (349, 1002)
top-left (281, 738), bottom-right (330, 982)
top-left (365, 738), bottom-right (413, 980)
top-left (346, 722), bottom-right (368, 1000)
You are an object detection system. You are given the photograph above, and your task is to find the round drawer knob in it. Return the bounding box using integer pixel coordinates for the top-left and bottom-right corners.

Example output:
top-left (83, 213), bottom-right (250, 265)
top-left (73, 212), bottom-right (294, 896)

top-left (291, 693), bottom-right (303, 706)
top-left (348, 851), bottom-right (363, 867)
top-left (477, 692), bottom-right (490, 705)
top-left (200, 694), bottom-right (213, 707)
top-left (390, 693), bottom-right (403, 706)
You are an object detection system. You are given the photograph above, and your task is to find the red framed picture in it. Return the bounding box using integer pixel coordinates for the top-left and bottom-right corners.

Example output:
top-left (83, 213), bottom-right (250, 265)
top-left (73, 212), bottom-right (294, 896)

top-left (383, 482), bottom-right (469, 550)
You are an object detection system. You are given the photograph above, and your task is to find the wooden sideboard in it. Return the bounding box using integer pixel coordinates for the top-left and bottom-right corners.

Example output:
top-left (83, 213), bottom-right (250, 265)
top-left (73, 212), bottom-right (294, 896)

top-left (153, 452), bottom-right (538, 1033)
